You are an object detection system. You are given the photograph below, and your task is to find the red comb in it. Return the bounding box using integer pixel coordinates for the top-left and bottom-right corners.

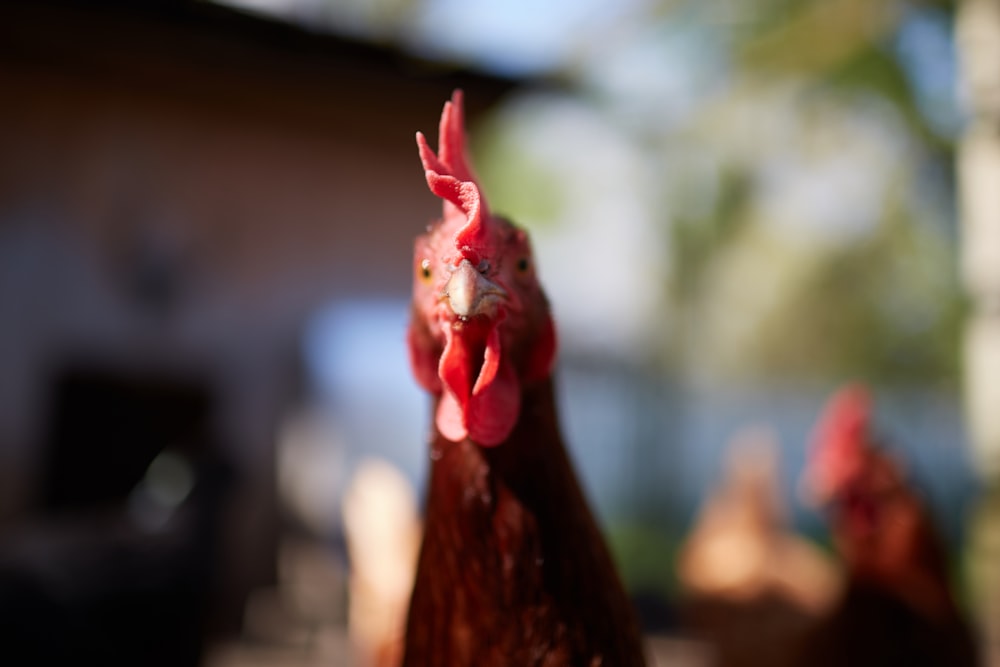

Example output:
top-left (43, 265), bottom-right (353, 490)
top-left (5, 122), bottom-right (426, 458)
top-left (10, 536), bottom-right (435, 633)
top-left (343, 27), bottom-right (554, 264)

top-left (416, 90), bottom-right (490, 262)
top-left (806, 384), bottom-right (873, 500)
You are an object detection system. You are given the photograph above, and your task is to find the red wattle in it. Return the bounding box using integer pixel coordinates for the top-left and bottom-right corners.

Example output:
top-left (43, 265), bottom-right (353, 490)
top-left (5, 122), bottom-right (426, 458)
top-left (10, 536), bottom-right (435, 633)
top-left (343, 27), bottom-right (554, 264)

top-left (435, 322), bottom-right (520, 446)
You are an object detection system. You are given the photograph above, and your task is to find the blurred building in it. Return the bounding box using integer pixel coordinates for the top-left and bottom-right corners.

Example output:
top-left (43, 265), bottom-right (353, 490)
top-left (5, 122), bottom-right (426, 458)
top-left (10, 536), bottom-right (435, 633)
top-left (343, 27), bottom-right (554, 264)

top-left (0, 1), bottom-right (517, 662)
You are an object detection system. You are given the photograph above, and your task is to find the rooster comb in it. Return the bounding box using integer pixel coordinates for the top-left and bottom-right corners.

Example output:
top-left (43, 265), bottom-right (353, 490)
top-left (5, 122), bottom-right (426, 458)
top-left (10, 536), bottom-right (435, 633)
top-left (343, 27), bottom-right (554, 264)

top-left (416, 90), bottom-right (490, 263)
top-left (806, 383), bottom-right (873, 501)
top-left (814, 384), bottom-right (872, 448)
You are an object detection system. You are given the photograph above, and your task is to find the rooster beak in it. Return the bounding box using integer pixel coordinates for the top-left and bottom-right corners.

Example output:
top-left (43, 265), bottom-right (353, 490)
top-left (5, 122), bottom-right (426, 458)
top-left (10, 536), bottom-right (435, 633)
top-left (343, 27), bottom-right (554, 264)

top-left (444, 258), bottom-right (507, 319)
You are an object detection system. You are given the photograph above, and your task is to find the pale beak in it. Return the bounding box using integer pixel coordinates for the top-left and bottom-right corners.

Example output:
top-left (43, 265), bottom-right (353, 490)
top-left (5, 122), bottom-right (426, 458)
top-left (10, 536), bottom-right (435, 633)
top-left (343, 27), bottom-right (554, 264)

top-left (444, 258), bottom-right (507, 318)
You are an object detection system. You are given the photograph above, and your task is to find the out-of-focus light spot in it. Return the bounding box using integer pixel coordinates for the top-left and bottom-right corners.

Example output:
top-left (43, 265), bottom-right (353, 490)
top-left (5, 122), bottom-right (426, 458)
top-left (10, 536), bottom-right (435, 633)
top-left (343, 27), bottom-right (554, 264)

top-left (145, 450), bottom-right (195, 507)
top-left (128, 450), bottom-right (194, 531)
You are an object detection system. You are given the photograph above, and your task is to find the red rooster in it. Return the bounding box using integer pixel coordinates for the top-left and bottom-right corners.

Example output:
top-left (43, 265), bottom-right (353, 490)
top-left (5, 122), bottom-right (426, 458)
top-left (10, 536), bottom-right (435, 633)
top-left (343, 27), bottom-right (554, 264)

top-left (796, 384), bottom-right (979, 667)
top-left (402, 91), bottom-right (647, 667)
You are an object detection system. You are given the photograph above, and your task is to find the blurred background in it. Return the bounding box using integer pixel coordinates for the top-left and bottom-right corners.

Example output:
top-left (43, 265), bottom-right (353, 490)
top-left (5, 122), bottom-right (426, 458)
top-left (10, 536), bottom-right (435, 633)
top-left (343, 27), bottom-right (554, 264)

top-left (0, 0), bottom-right (997, 665)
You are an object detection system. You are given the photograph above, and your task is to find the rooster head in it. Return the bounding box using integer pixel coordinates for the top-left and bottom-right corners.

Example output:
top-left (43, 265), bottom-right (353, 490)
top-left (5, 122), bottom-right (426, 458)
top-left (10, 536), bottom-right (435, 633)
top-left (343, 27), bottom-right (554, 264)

top-left (803, 384), bottom-right (874, 505)
top-left (804, 384), bottom-right (906, 506)
top-left (407, 91), bottom-right (556, 447)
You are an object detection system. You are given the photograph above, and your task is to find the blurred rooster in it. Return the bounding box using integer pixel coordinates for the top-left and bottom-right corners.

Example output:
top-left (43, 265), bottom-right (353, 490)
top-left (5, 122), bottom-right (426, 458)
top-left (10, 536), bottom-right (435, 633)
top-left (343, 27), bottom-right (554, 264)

top-left (796, 385), bottom-right (979, 667)
top-left (678, 426), bottom-right (840, 667)
top-left (342, 459), bottom-right (422, 667)
top-left (402, 92), bottom-right (646, 666)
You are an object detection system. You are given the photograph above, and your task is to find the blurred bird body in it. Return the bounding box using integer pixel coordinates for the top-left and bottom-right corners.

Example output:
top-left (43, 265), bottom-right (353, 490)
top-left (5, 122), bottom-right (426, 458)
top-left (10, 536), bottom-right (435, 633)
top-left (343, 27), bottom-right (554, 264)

top-left (678, 427), bottom-right (841, 667)
top-left (343, 459), bottom-right (422, 667)
top-left (403, 92), bottom-right (646, 667)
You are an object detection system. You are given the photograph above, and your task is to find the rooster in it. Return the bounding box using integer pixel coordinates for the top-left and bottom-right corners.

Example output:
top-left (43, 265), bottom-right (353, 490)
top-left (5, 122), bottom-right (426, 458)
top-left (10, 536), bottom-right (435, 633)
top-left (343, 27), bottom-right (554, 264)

top-left (402, 91), bottom-right (647, 667)
top-left (342, 459), bottom-right (422, 667)
top-left (678, 427), bottom-right (841, 667)
top-left (795, 384), bottom-right (979, 667)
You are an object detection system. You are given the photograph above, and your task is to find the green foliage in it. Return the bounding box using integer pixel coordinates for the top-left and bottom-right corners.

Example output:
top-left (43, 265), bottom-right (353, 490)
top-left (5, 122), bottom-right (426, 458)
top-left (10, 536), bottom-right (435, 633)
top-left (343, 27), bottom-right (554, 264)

top-left (465, 0), bottom-right (962, 385)
top-left (738, 0), bottom-right (897, 76)
top-left (670, 167), bottom-right (753, 304)
top-left (660, 0), bottom-right (963, 385)
top-left (755, 224), bottom-right (966, 384)
top-left (826, 43), bottom-right (954, 153)
top-left (471, 120), bottom-right (564, 228)
top-left (605, 520), bottom-right (681, 596)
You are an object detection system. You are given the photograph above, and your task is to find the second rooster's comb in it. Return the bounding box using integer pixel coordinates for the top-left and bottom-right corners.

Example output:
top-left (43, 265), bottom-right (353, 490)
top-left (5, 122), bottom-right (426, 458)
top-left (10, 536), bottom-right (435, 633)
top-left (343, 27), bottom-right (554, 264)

top-left (416, 90), bottom-right (490, 262)
top-left (805, 383), bottom-right (873, 501)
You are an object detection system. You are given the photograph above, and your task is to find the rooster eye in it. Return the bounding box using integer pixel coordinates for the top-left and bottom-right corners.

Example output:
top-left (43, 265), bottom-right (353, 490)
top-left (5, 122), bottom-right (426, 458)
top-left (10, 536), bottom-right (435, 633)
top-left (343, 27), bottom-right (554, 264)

top-left (516, 257), bottom-right (530, 273)
top-left (419, 258), bottom-right (432, 283)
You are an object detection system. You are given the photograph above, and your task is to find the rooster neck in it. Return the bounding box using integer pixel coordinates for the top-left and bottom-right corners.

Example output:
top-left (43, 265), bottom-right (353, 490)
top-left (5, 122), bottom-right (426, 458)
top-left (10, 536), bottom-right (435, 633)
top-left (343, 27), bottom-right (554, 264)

top-left (403, 378), bottom-right (647, 667)
top-left (421, 378), bottom-right (583, 567)
top-left (425, 378), bottom-right (582, 535)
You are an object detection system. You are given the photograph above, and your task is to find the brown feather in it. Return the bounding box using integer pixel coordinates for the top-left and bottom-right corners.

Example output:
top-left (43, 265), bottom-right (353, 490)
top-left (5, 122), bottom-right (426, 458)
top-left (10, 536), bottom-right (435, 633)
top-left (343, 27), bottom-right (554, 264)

top-left (403, 379), bottom-right (647, 667)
